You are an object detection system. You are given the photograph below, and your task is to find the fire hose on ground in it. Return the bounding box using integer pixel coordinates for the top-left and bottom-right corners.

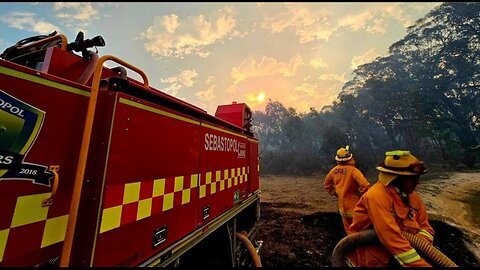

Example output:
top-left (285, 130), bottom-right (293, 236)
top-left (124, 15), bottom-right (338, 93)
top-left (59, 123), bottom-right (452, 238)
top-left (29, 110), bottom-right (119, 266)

top-left (235, 232), bottom-right (262, 267)
top-left (331, 229), bottom-right (458, 267)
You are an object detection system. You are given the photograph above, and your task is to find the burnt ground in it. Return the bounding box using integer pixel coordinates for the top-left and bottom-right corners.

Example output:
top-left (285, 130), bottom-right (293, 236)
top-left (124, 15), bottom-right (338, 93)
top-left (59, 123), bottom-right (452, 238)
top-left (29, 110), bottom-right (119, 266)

top-left (255, 173), bottom-right (480, 267)
top-left (257, 205), bottom-right (479, 267)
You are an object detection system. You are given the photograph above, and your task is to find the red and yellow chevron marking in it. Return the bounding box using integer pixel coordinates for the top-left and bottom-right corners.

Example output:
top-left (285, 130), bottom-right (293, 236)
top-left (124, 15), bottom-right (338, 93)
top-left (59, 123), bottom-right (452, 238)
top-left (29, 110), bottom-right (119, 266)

top-left (198, 167), bottom-right (248, 198)
top-left (0, 192), bottom-right (69, 263)
top-left (99, 167), bottom-right (249, 234)
top-left (99, 174), bottom-right (198, 234)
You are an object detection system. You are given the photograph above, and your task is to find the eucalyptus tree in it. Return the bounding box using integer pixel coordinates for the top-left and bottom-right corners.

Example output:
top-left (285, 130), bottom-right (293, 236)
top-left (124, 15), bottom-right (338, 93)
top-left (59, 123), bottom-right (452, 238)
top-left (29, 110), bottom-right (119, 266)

top-left (389, 2), bottom-right (480, 166)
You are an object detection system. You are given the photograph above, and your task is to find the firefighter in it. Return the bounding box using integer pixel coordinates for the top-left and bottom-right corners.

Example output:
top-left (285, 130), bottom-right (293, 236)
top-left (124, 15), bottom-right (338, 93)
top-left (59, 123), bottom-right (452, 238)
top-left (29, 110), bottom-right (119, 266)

top-left (346, 150), bottom-right (435, 267)
top-left (324, 145), bottom-right (371, 234)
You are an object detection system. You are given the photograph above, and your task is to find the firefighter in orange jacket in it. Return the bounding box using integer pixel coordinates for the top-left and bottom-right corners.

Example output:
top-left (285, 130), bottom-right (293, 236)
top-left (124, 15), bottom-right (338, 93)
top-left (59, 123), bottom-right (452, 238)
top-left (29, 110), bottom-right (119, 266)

top-left (324, 145), bottom-right (371, 234)
top-left (346, 150), bottom-right (435, 267)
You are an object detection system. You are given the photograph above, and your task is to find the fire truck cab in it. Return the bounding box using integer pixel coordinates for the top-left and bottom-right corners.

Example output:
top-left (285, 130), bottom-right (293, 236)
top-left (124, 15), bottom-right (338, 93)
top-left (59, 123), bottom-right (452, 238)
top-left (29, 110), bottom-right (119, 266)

top-left (0, 31), bottom-right (261, 267)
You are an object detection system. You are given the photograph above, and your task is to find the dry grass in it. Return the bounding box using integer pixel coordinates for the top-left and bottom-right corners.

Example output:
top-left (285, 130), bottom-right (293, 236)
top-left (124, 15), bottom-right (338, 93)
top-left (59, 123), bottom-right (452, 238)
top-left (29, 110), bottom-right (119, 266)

top-left (259, 173), bottom-right (337, 214)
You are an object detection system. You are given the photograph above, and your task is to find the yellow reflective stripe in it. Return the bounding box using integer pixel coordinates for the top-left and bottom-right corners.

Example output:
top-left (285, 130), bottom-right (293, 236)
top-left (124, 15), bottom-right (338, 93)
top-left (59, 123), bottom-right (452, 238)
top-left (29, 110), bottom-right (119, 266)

top-left (205, 172), bottom-right (212, 184)
top-left (137, 198), bottom-right (152, 221)
top-left (119, 98), bottom-right (252, 140)
top-left (174, 176), bottom-right (184, 192)
top-left (153, 178), bottom-right (166, 197)
top-left (346, 256), bottom-right (355, 267)
top-left (202, 123), bottom-right (247, 139)
top-left (394, 248), bottom-right (421, 265)
top-left (1, 192), bottom-right (70, 262)
top-left (214, 171), bottom-right (221, 192)
top-left (99, 167), bottom-right (250, 234)
top-left (198, 167), bottom-right (249, 198)
top-left (41, 214), bottom-right (69, 248)
top-left (119, 97), bottom-right (200, 125)
top-left (1, 213), bottom-right (70, 262)
top-left (190, 174), bottom-right (198, 188)
top-left (11, 193), bottom-right (50, 228)
top-left (418, 229), bottom-right (434, 241)
top-left (339, 209), bottom-right (353, 218)
top-left (0, 229), bottom-right (9, 262)
top-left (386, 150), bottom-right (410, 156)
top-left (199, 184), bottom-right (207, 198)
top-left (181, 189), bottom-right (191, 205)
top-left (0, 66), bottom-right (89, 97)
top-left (220, 179), bottom-right (225, 191)
top-left (123, 182), bottom-right (140, 204)
top-left (100, 205), bottom-right (122, 233)
top-left (210, 180), bottom-right (217, 194)
top-left (163, 193), bottom-right (174, 211)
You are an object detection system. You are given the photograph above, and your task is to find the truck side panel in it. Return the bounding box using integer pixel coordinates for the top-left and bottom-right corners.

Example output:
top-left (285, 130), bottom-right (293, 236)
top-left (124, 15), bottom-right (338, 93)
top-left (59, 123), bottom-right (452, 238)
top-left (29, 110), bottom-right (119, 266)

top-left (248, 139), bottom-right (260, 194)
top-left (92, 93), bottom-right (201, 266)
top-left (0, 63), bottom-right (90, 266)
top-left (198, 123), bottom-right (251, 227)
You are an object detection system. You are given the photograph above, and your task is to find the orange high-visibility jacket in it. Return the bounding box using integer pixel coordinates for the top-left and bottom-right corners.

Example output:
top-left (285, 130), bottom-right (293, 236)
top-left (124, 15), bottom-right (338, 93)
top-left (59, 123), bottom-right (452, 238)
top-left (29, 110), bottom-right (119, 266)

top-left (324, 160), bottom-right (370, 219)
top-left (346, 182), bottom-right (435, 267)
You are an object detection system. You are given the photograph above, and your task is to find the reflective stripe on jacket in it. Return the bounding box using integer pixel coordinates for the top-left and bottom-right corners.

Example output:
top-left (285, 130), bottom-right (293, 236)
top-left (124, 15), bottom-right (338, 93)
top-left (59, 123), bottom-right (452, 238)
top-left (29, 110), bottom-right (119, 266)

top-left (346, 182), bottom-right (435, 267)
top-left (324, 160), bottom-right (370, 219)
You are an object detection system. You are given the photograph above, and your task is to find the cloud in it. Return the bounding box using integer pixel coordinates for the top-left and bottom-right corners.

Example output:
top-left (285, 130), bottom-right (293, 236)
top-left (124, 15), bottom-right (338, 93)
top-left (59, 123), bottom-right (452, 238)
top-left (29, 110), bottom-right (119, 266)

top-left (351, 48), bottom-right (380, 69)
top-left (162, 14), bottom-right (180, 33)
top-left (292, 82), bottom-right (342, 112)
top-left (218, 73), bottom-right (345, 113)
top-left (205, 76), bottom-right (215, 85)
top-left (231, 54), bottom-right (304, 84)
top-left (225, 84), bottom-right (238, 95)
top-left (338, 9), bottom-right (385, 33)
top-left (337, 3), bottom-right (439, 34)
top-left (262, 4), bottom-right (336, 43)
top-left (53, 2), bottom-right (99, 28)
top-left (295, 83), bottom-right (317, 96)
top-left (196, 85), bottom-right (217, 102)
top-left (309, 57), bottom-right (329, 69)
top-left (141, 6), bottom-right (243, 58)
top-left (0, 11), bottom-right (60, 34)
top-left (262, 3), bottom-right (441, 45)
top-left (159, 69), bottom-right (199, 96)
top-left (318, 73), bottom-right (347, 83)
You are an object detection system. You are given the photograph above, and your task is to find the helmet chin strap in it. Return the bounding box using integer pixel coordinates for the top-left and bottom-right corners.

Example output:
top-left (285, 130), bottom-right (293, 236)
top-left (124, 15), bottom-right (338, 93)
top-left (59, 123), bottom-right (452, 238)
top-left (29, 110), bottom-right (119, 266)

top-left (392, 179), bottom-right (409, 202)
top-left (392, 180), bottom-right (419, 219)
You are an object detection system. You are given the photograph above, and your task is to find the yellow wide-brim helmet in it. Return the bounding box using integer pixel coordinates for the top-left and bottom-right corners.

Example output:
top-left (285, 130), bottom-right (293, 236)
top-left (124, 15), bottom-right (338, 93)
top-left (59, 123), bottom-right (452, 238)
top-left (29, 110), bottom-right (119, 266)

top-left (335, 145), bottom-right (353, 161)
top-left (377, 150), bottom-right (427, 185)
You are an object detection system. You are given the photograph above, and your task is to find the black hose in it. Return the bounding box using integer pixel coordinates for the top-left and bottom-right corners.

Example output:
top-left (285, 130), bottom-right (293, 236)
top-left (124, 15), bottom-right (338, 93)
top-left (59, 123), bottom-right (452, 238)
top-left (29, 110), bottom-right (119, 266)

top-left (331, 229), bottom-right (458, 267)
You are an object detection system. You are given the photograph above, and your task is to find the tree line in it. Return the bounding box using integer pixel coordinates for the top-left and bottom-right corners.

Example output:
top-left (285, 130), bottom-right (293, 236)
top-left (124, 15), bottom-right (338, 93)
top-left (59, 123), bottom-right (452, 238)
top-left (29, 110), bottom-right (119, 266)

top-left (252, 2), bottom-right (480, 176)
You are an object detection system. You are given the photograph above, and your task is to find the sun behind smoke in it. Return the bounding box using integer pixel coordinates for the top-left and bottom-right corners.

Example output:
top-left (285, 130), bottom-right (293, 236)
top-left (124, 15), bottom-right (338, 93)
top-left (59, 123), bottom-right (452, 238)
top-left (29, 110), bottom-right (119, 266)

top-left (256, 92), bottom-right (266, 103)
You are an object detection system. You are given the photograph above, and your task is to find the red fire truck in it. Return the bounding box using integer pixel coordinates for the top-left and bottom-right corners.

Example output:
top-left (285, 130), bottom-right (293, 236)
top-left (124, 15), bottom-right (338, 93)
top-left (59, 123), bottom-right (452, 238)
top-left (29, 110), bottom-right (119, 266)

top-left (0, 31), bottom-right (262, 267)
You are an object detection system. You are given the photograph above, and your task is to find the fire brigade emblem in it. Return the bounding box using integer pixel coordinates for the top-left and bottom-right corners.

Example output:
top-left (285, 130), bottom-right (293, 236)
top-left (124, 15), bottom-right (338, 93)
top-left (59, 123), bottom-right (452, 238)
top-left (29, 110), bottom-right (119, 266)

top-left (0, 90), bottom-right (54, 186)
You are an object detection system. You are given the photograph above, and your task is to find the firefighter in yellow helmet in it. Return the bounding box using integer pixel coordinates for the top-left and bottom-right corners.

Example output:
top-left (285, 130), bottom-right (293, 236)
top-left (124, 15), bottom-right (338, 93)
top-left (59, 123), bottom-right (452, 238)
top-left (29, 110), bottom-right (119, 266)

top-left (324, 145), bottom-right (371, 234)
top-left (346, 150), bottom-right (435, 267)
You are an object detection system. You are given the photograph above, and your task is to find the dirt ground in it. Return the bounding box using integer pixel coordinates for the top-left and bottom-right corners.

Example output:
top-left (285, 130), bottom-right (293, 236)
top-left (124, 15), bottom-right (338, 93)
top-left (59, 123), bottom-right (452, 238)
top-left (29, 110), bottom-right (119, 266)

top-left (256, 171), bottom-right (480, 267)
